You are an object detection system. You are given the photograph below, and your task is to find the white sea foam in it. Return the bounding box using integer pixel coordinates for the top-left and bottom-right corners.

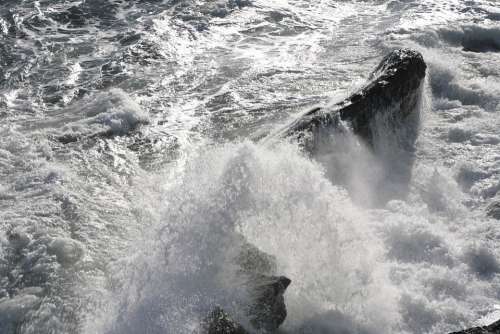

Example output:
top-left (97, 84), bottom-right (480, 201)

top-left (59, 89), bottom-right (149, 138)
top-left (438, 25), bottom-right (500, 52)
top-left (86, 129), bottom-right (499, 334)
top-left (47, 237), bottom-right (85, 267)
top-left (1, 0), bottom-right (500, 333)
top-left (0, 294), bottom-right (40, 332)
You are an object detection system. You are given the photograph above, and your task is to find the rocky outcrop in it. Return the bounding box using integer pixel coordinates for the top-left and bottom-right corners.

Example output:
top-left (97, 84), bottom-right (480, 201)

top-left (204, 237), bottom-right (291, 333)
top-left (278, 48), bottom-right (426, 150)
top-left (448, 319), bottom-right (500, 334)
top-left (247, 275), bottom-right (291, 331)
top-left (204, 275), bottom-right (290, 334)
top-left (207, 49), bottom-right (427, 333)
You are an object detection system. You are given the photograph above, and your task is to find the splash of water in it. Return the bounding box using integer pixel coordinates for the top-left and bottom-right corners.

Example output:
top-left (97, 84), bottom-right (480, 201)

top-left (84, 140), bottom-right (400, 333)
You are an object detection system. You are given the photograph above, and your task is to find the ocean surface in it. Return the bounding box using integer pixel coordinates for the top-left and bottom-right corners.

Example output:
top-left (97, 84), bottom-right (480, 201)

top-left (0, 0), bottom-right (499, 333)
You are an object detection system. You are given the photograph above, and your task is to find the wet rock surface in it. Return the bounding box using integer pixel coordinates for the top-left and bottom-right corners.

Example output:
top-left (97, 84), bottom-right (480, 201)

top-left (279, 48), bottom-right (427, 149)
top-left (247, 275), bottom-right (290, 332)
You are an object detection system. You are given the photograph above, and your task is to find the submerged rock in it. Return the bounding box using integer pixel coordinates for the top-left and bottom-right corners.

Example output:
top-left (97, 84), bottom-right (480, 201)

top-left (448, 318), bottom-right (500, 334)
top-left (278, 48), bottom-right (426, 149)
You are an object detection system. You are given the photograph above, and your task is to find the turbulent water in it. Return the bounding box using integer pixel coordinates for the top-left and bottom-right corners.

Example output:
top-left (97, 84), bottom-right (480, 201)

top-left (0, 0), bottom-right (499, 333)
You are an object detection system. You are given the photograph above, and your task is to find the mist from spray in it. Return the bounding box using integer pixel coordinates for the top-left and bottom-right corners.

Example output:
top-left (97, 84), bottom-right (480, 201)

top-left (84, 76), bottom-right (432, 334)
top-left (84, 137), bottom-right (403, 334)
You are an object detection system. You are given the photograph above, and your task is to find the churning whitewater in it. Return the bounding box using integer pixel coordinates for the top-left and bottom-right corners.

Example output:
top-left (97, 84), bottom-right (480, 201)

top-left (1, 0), bottom-right (499, 333)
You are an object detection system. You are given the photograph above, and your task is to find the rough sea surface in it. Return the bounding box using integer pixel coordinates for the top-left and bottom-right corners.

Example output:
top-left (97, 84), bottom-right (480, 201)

top-left (0, 0), bottom-right (499, 333)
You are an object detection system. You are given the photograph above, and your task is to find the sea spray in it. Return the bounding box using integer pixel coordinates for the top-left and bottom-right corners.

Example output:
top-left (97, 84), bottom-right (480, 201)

top-left (87, 141), bottom-right (400, 333)
top-left (1, 0), bottom-right (499, 333)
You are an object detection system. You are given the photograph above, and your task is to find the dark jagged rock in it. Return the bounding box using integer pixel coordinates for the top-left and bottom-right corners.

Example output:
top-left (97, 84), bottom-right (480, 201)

top-left (487, 201), bottom-right (500, 220)
top-left (205, 237), bottom-right (291, 333)
top-left (247, 275), bottom-right (291, 332)
top-left (234, 238), bottom-right (290, 331)
top-left (279, 48), bottom-right (426, 149)
top-left (204, 275), bottom-right (290, 334)
top-left (448, 319), bottom-right (500, 334)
